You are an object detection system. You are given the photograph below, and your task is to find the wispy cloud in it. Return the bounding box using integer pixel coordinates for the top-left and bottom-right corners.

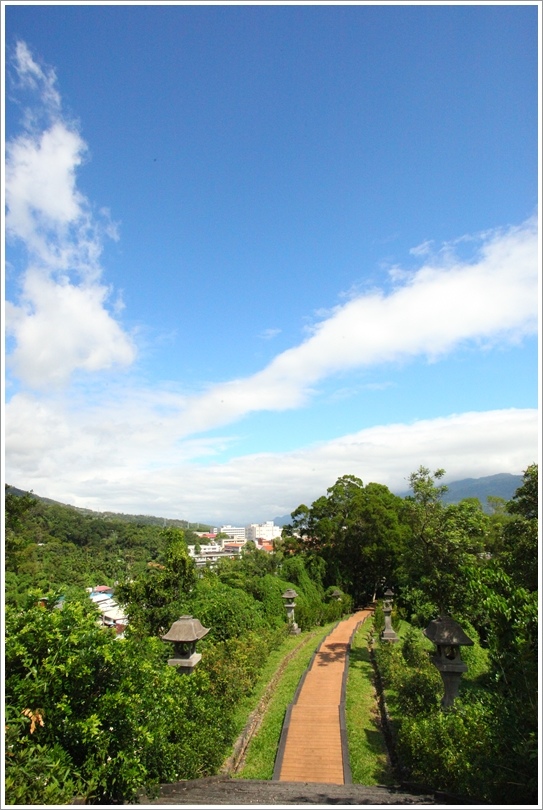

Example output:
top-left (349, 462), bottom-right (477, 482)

top-left (259, 327), bottom-right (282, 340)
top-left (174, 218), bottom-right (538, 435)
top-left (5, 42), bottom-right (136, 390)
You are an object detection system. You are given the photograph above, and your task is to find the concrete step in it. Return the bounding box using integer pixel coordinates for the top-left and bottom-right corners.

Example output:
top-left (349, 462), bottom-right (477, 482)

top-left (136, 775), bottom-right (445, 805)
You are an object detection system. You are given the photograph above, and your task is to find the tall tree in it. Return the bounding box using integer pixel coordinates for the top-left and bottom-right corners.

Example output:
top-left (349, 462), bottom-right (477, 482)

top-left (284, 475), bottom-right (404, 606)
top-left (398, 466), bottom-right (490, 621)
top-left (116, 528), bottom-right (196, 637)
top-left (496, 463), bottom-right (538, 592)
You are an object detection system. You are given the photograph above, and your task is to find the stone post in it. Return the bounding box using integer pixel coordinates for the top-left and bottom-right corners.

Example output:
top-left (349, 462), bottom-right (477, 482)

top-left (381, 588), bottom-right (399, 642)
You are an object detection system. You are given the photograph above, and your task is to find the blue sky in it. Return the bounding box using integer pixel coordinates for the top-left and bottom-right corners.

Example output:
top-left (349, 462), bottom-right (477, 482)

top-left (3, 3), bottom-right (540, 524)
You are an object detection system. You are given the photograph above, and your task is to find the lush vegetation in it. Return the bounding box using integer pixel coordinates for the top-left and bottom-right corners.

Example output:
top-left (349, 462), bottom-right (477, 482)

top-left (4, 463), bottom-right (538, 803)
top-left (4, 491), bottom-right (351, 803)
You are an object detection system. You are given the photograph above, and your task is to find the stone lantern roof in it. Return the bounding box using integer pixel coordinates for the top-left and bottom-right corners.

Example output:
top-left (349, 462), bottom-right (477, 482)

top-left (282, 589), bottom-right (298, 600)
top-left (423, 615), bottom-right (473, 647)
top-left (161, 615), bottom-right (210, 644)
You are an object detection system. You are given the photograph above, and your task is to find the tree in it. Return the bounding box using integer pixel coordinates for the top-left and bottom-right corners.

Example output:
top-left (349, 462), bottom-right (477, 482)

top-left (496, 463), bottom-right (538, 592)
top-left (284, 475), bottom-right (405, 606)
top-left (116, 528), bottom-right (196, 637)
top-left (398, 467), bottom-right (490, 621)
top-left (5, 487), bottom-right (39, 567)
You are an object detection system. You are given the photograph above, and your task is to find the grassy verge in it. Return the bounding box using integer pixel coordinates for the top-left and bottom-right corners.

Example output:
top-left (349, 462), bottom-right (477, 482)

top-left (345, 618), bottom-right (394, 786)
top-left (226, 629), bottom-right (316, 754)
top-left (234, 620), bottom-right (339, 780)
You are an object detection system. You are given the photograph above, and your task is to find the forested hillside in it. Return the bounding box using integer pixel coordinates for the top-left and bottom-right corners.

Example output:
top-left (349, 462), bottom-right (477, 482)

top-left (4, 464), bottom-right (538, 804)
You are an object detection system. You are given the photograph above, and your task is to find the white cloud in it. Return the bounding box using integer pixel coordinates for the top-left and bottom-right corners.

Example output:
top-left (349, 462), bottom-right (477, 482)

top-left (175, 218), bottom-right (538, 435)
top-left (5, 42), bottom-right (136, 390)
top-left (6, 271), bottom-right (136, 388)
top-left (409, 239), bottom-right (434, 257)
top-left (12, 40), bottom-right (61, 114)
top-left (6, 123), bottom-right (86, 245)
top-left (5, 398), bottom-right (537, 524)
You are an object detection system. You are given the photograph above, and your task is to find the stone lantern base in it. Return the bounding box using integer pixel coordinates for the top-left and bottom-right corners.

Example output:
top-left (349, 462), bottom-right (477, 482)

top-left (431, 656), bottom-right (467, 707)
top-left (289, 622), bottom-right (301, 635)
top-left (167, 652), bottom-right (202, 672)
top-left (381, 610), bottom-right (399, 642)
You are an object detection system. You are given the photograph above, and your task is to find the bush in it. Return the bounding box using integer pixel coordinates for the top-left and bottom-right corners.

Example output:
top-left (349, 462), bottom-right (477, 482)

top-left (397, 699), bottom-right (494, 799)
top-left (4, 591), bottom-right (286, 803)
top-left (374, 617), bottom-right (536, 804)
top-left (394, 666), bottom-right (441, 717)
top-left (188, 579), bottom-right (267, 642)
top-left (4, 706), bottom-right (93, 805)
top-left (400, 627), bottom-right (431, 668)
top-left (374, 638), bottom-right (403, 686)
top-left (373, 603), bottom-right (384, 635)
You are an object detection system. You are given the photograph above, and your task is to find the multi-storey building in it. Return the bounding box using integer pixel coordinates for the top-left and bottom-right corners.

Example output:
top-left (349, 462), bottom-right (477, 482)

top-left (219, 525), bottom-right (247, 545)
top-left (246, 521), bottom-right (282, 543)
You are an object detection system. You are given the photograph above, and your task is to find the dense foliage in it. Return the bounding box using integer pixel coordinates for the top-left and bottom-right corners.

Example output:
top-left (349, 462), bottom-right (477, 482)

top-left (5, 592), bottom-right (286, 803)
top-left (374, 621), bottom-right (536, 804)
top-left (4, 464), bottom-right (537, 803)
top-left (4, 491), bottom-right (351, 803)
top-left (370, 465), bottom-right (538, 804)
top-left (281, 475), bottom-right (405, 606)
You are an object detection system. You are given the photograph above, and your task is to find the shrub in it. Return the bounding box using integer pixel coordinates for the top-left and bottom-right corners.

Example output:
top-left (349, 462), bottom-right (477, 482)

top-left (394, 666), bottom-right (441, 717)
top-left (400, 627), bottom-right (431, 668)
top-left (4, 591), bottom-right (285, 803)
top-left (374, 617), bottom-right (536, 804)
top-left (188, 579), bottom-right (267, 642)
top-left (373, 603), bottom-right (384, 635)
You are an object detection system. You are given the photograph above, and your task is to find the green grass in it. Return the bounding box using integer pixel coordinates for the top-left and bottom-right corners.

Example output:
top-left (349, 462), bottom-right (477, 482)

top-left (227, 629), bottom-right (317, 750)
top-left (345, 618), bottom-right (394, 786)
top-left (234, 620), bottom-right (339, 780)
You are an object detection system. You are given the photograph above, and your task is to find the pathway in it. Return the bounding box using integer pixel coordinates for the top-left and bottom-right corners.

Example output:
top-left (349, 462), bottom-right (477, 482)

top-left (273, 608), bottom-right (372, 785)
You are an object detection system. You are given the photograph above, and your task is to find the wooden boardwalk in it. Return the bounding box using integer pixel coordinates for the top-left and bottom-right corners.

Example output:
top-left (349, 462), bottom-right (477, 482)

top-left (273, 608), bottom-right (372, 785)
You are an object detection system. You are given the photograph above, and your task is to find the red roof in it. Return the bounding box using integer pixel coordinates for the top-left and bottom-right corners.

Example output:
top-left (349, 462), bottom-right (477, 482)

top-left (93, 585), bottom-right (113, 592)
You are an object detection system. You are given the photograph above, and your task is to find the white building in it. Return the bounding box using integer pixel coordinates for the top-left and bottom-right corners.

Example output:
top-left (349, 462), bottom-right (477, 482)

top-left (246, 521), bottom-right (282, 543)
top-left (187, 542), bottom-right (242, 568)
top-left (219, 525), bottom-right (247, 544)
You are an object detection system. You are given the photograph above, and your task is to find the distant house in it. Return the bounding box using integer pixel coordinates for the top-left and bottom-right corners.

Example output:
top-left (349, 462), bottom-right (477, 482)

top-left (256, 539), bottom-right (275, 553)
top-left (88, 586), bottom-right (127, 637)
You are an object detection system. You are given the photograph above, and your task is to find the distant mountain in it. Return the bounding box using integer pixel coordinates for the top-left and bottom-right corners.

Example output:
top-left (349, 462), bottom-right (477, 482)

top-left (274, 473), bottom-right (523, 524)
top-left (5, 486), bottom-right (213, 532)
top-left (439, 473), bottom-right (523, 509)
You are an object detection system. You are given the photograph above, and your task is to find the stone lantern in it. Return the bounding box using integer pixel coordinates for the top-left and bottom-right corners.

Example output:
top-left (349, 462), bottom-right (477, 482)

top-left (282, 588), bottom-right (301, 634)
top-left (381, 588), bottom-right (399, 642)
top-left (330, 589), bottom-right (343, 601)
top-left (161, 615), bottom-right (210, 673)
top-left (424, 615), bottom-right (473, 707)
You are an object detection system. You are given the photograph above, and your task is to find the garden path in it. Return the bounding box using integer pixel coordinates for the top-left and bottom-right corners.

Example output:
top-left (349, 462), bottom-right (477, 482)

top-left (273, 608), bottom-right (372, 785)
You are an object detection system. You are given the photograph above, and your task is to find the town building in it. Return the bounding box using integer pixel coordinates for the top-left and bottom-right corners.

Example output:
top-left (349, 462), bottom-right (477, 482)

top-left (219, 525), bottom-right (247, 544)
top-left (187, 541), bottom-right (248, 568)
top-left (87, 586), bottom-right (128, 637)
top-left (246, 521), bottom-right (282, 543)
